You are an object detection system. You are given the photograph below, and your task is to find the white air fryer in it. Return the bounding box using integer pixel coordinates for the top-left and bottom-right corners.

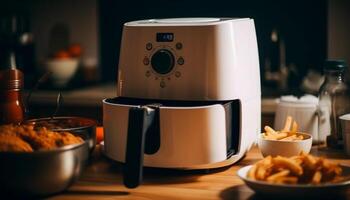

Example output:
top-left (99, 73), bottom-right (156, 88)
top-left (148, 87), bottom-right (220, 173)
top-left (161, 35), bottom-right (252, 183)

top-left (103, 18), bottom-right (261, 188)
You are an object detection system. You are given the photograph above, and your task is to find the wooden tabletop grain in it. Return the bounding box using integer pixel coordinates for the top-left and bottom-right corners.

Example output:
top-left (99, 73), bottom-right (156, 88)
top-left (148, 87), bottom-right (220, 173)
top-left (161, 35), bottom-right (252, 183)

top-left (49, 145), bottom-right (350, 200)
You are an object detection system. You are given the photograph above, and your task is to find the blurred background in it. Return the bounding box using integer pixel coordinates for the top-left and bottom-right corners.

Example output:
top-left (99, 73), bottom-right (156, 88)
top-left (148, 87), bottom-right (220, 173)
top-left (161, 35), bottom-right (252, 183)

top-left (1, 0), bottom-right (349, 123)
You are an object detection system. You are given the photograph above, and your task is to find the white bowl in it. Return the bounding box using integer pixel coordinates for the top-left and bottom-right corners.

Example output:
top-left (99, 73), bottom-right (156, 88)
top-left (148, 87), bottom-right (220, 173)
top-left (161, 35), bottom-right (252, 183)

top-left (46, 58), bottom-right (79, 86)
top-left (258, 132), bottom-right (312, 157)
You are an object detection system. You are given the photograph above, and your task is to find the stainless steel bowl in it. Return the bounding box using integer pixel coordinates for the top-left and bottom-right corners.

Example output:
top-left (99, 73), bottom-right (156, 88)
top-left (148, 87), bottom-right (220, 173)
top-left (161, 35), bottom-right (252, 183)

top-left (0, 141), bottom-right (89, 197)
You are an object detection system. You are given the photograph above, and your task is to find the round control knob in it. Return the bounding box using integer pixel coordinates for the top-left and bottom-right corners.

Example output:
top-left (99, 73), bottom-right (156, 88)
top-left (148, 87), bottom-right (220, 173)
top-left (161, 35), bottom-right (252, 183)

top-left (151, 49), bottom-right (175, 75)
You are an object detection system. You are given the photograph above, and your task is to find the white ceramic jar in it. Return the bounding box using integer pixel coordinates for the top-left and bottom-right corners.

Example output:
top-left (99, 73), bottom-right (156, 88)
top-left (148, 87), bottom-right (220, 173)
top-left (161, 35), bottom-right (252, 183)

top-left (274, 95), bottom-right (325, 144)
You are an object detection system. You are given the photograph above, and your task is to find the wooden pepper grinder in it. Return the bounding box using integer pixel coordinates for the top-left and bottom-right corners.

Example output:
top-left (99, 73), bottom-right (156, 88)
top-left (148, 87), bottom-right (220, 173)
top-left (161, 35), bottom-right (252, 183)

top-left (0, 52), bottom-right (25, 124)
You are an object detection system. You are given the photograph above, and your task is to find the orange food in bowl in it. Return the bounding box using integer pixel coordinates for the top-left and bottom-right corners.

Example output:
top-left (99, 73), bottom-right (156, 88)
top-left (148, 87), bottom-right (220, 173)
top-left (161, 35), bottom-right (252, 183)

top-left (53, 50), bottom-right (71, 59)
top-left (68, 44), bottom-right (82, 57)
top-left (0, 124), bottom-right (83, 152)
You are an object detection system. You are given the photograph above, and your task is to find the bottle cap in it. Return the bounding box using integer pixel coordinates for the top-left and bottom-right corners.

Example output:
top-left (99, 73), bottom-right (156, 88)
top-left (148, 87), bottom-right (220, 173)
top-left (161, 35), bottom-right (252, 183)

top-left (0, 69), bottom-right (24, 90)
top-left (324, 59), bottom-right (347, 71)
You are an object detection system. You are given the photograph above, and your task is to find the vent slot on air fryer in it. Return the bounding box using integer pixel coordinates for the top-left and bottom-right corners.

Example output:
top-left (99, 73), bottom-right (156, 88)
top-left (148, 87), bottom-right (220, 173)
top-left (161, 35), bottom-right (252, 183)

top-left (224, 100), bottom-right (241, 158)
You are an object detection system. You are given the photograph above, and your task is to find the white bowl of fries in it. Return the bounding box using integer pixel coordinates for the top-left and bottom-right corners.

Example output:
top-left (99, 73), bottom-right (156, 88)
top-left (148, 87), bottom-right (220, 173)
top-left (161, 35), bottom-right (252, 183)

top-left (258, 116), bottom-right (312, 157)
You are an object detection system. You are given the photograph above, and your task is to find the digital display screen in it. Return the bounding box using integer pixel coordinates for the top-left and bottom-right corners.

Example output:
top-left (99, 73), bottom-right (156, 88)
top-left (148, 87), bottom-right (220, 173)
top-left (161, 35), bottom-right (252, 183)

top-left (156, 33), bottom-right (174, 42)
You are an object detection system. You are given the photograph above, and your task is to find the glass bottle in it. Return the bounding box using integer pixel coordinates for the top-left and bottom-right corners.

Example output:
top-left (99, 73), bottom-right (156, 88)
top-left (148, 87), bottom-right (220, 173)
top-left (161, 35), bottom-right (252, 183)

top-left (0, 52), bottom-right (25, 125)
top-left (318, 60), bottom-right (350, 149)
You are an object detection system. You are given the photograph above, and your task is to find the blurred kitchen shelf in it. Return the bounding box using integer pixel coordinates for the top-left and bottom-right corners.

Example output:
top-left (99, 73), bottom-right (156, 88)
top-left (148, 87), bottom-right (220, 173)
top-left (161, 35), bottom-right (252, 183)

top-left (261, 85), bottom-right (306, 98)
top-left (25, 83), bottom-right (115, 124)
top-left (261, 98), bottom-right (277, 114)
top-left (25, 83), bottom-right (116, 106)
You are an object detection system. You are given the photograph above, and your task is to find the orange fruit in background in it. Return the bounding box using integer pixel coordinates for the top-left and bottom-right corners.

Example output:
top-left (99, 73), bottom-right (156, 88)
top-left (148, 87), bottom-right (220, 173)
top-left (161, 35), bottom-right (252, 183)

top-left (68, 44), bottom-right (82, 57)
top-left (53, 50), bottom-right (71, 59)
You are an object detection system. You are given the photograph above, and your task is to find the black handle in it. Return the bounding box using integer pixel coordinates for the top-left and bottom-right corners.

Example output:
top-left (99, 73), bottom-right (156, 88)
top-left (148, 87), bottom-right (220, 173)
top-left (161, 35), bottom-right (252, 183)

top-left (123, 106), bottom-right (156, 188)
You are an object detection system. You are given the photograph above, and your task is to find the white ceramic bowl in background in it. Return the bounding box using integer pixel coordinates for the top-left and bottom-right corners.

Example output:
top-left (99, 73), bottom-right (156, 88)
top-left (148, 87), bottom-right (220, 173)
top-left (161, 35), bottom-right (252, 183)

top-left (45, 58), bottom-right (79, 87)
top-left (258, 132), bottom-right (312, 157)
top-left (274, 95), bottom-right (322, 144)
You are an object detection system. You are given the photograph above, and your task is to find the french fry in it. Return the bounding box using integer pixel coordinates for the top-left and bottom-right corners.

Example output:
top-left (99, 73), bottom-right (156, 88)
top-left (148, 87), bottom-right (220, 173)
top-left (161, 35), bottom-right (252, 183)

top-left (266, 170), bottom-right (290, 183)
top-left (274, 132), bottom-right (288, 140)
top-left (311, 171), bottom-right (322, 184)
top-left (323, 161), bottom-right (342, 176)
top-left (290, 155), bottom-right (303, 165)
top-left (249, 156), bottom-right (272, 180)
top-left (264, 126), bottom-right (278, 135)
top-left (282, 116), bottom-right (293, 132)
top-left (280, 134), bottom-right (297, 141)
top-left (255, 155), bottom-right (272, 165)
top-left (291, 121), bottom-right (298, 133)
top-left (304, 154), bottom-right (317, 170)
top-left (296, 135), bottom-right (304, 140)
top-left (261, 155), bottom-right (273, 165)
top-left (247, 165), bottom-right (257, 180)
top-left (256, 166), bottom-right (268, 180)
top-left (262, 134), bottom-right (276, 140)
top-left (264, 132), bottom-right (291, 140)
top-left (273, 156), bottom-right (303, 175)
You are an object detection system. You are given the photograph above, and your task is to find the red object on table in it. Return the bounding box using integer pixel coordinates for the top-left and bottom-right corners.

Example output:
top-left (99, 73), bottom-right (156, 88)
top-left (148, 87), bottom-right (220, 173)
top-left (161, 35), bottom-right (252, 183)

top-left (96, 127), bottom-right (104, 143)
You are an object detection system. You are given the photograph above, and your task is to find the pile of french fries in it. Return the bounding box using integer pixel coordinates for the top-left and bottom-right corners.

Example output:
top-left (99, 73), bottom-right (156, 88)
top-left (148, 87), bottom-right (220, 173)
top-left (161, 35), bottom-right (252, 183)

top-left (247, 152), bottom-right (343, 184)
top-left (262, 116), bottom-right (304, 141)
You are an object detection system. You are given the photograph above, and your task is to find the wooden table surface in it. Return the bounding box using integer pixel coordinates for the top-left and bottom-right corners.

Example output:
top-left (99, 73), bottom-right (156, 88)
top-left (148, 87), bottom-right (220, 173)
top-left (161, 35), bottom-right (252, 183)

top-left (49, 145), bottom-right (350, 200)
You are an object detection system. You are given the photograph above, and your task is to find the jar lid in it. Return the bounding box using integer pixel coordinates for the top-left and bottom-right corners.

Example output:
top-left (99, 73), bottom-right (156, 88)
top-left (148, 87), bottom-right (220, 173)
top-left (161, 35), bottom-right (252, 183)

top-left (0, 69), bottom-right (24, 89)
top-left (324, 59), bottom-right (347, 71)
top-left (278, 95), bottom-right (318, 108)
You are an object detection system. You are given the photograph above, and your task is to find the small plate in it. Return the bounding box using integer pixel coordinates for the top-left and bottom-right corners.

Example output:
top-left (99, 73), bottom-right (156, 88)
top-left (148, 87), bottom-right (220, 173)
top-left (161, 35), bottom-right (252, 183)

top-left (237, 165), bottom-right (350, 197)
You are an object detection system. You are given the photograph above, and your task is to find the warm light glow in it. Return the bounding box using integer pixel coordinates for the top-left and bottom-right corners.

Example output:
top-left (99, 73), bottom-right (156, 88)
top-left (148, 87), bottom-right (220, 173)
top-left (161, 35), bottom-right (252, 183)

top-left (271, 29), bottom-right (278, 42)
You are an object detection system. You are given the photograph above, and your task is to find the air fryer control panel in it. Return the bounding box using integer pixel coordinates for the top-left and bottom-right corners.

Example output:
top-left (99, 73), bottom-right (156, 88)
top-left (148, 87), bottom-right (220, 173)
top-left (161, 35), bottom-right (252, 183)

top-left (118, 18), bottom-right (260, 101)
top-left (143, 33), bottom-right (185, 88)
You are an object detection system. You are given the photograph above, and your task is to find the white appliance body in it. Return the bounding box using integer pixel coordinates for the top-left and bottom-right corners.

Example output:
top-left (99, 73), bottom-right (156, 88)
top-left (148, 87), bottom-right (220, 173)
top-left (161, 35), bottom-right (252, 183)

top-left (104, 18), bottom-right (261, 169)
top-left (118, 18), bottom-right (260, 101)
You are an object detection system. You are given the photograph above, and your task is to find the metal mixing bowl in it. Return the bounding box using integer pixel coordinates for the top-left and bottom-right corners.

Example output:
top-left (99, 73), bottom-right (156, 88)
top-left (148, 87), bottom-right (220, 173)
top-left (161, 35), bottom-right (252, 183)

top-left (0, 141), bottom-right (89, 197)
top-left (0, 116), bottom-right (97, 197)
